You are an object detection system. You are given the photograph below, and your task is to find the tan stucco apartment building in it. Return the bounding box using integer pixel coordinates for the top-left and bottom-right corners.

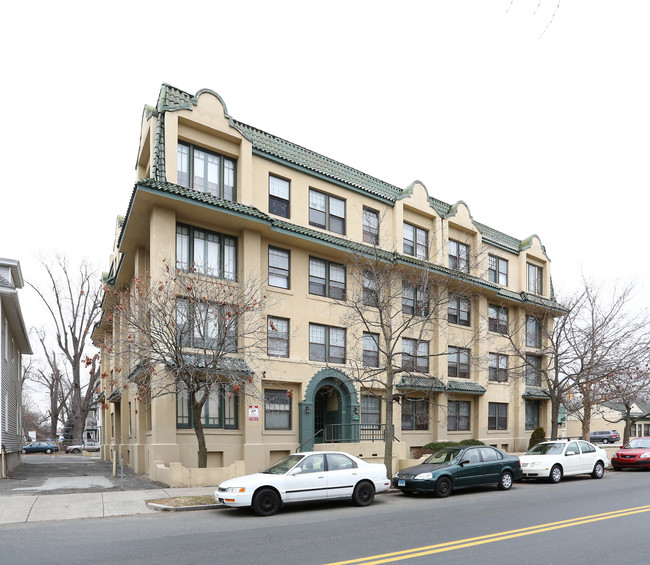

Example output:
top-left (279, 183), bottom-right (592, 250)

top-left (93, 84), bottom-right (563, 486)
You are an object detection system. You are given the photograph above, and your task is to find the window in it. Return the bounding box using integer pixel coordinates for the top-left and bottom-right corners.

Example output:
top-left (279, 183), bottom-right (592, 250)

top-left (488, 304), bottom-right (508, 334)
top-left (176, 298), bottom-right (237, 351)
top-left (526, 354), bottom-right (542, 386)
top-left (402, 282), bottom-right (429, 316)
top-left (448, 400), bottom-right (470, 431)
top-left (309, 257), bottom-right (346, 300)
top-left (267, 317), bottom-right (289, 358)
top-left (265, 389), bottom-right (291, 430)
top-left (488, 255), bottom-right (508, 285)
top-left (177, 142), bottom-right (235, 201)
top-left (363, 272), bottom-right (379, 307)
top-left (268, 247), bottom-right (290, 289)
top-left (402, 398), bottom-right (429, 431)
top-left (528, 263), bottom-right (543, 294)
top-left (361, 395), bottom-right (381, 429)
top-left (526, 316), bottom-right (542, 348)
top-left (403, 223), bottom-right (428, 259)
top-left (449, 240), bottom-right (469, 273)
top-left (309, 324), bottom-right (346, 364)
top-left (309, 189), bottom-right (345, 234)
top-left (402, 338), bottom-right (429, 373)
top-left (363, 207), bottom-right (379, 244)
top-left (448, 347), bottom-right (470, 379)
top-left (176, 224), bottom-right (237, 280)
top-left (448, 296), bottom-right (470, 326)
top-left (489, 353), bottom-right (508, 382)
top-left (176, 383), bottom-right (238, 429)
top-left (269, 175), bottom-right (290, 218)
top-left (363, 332), bottom-right (379, 367)
top-left (526, 400), bottom-right (540, 430)
top-left (488, 402), bottom-right (508, 430)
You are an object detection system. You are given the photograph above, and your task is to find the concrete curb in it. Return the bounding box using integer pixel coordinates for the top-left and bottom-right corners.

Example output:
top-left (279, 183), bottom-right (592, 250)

top-left (145, 501), bottom-right (223, 512)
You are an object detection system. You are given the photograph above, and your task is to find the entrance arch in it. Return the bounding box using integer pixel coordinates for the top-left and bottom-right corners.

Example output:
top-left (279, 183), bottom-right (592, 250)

top-left (299, 368), bottom-right (360, 452)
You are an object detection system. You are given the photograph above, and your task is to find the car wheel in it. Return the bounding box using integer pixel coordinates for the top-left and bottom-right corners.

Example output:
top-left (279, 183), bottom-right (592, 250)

top-left (435, 477), bottom-right (453, 498)
top-left (21, 449), bottom-right (26, 454)
top-left (549, 465), bottom-right (563, 484)
top-left (592, 461), bottom-right (605, 479)
top-left (498, 471), bottom-right (514, 490)
top-left (252, 488), bottom-right (281, 516)
top-left (72, 448), bottom-right (81, 455)
top-left (353, 481), bottom-right (375, 507)
top-left (602, 439), bottom-right (609, 444)
top-left (45, 448), bottom-right (52, 454)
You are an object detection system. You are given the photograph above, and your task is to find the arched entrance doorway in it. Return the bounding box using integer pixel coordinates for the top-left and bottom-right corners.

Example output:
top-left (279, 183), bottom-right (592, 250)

top-left (299, 368), bottom-right (359, 452)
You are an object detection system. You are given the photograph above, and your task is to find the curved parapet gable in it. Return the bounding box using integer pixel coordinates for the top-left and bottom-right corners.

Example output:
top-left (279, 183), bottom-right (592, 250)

top-left (520, 234), bottom-right (550, 261)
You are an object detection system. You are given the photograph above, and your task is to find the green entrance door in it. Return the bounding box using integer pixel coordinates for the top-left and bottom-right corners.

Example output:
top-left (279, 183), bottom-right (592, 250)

top-left (314, 385), bottom-right (342, 443)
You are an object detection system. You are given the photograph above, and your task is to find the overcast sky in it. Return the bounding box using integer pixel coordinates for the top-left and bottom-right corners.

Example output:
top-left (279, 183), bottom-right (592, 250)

top-left (3, 0), bottom-right (650, 345)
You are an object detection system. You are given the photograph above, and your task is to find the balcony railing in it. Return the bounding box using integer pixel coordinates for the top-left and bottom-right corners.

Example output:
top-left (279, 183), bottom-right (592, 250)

top-left (321, 423), bottom-right (398, 443)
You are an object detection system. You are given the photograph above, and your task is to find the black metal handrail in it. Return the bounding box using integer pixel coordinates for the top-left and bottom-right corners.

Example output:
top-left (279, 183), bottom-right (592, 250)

top-left (323, 423), bottom-right (399, 443)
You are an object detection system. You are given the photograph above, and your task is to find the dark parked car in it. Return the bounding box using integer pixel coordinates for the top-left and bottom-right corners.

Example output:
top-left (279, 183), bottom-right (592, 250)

top-left (392, 445), bottom-right (522, 497)
top-left (589, 430), bottom-right (620, 444)
top-left (611, 437), bottom-right (650, 470)
top-left (22, 441), bottom-right (59, 454)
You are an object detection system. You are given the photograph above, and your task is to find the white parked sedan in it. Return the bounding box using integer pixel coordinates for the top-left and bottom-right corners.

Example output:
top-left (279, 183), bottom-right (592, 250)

top-left (520, 440), bottom-right (609, 483)
top-left (215, 451), bottom-right (390, 516)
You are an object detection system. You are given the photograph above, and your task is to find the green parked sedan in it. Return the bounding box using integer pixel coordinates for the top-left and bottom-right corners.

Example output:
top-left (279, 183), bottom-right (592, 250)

top-left (393, 445), bottom-right (523, 497)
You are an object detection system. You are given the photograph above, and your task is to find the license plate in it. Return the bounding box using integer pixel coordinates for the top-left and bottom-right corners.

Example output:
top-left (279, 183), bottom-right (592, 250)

top-left (398, 480), bottom-right (405, 487)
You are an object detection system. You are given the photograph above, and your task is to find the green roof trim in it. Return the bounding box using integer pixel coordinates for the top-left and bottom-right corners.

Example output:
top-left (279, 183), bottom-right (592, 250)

top-left (397, 376), bottom-right (445, 391)
top-left (523, 387), bottom-right (551, 400)
top-left (446, 380), bottom-right (486, 395)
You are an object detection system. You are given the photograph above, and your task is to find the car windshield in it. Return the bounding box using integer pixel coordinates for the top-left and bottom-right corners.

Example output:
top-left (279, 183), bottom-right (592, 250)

top-left (526, 443), bottom-right (565, 455)
top-left (626, 439), bottom-right (650, 449)
top-left (262, 454), bottom-right (305, 474)
top-left (423, 448), bottom-right (462, 465)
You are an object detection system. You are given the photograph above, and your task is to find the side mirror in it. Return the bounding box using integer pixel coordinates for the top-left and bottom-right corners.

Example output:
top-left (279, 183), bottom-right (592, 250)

top-left (459, 459), bottom-right (470, 466)
top-left (289, 467), bottom-right (302, 475)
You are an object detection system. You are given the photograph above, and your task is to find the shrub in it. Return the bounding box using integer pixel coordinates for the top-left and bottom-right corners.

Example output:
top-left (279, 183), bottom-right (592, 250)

top-left (528, 426), bottom-right (546, 449)
top-left (416, 439), bottom-right (485, 457)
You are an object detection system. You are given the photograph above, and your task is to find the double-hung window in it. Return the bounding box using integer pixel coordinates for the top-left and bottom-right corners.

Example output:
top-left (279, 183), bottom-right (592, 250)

top-left (177, 142), bottom-right (236, 201)
top-left (402, 338), bottom-right (429, 373)
top-left (269, 175), bottom-right (290, 218)
top-left (176, 224), bottom-right (237, 280)
top-left (401, 398), bottom-right (428, 431)
top-left (526, 316), bottom-right (542, 348)
top-left (448, 347), bottom-right (470, 379)
top-left (309, 257), bottom-right (346, 299)
top-left (525, 400), bottom-right (540, 430)
top-left (176, 298), bottom-right (237, 352)
top-left (267, 317), bottom-right (289, 358)
top-left (403, 223), bottom-right (428, 259)
top-left (448, 296), bottom-right (470, 326)
top-left (361, 395), bottom-right (381, 430)
top-left (449, 240), bottom-right (469, 273)
top-left (526, 354), bottom-right (542, 386)
top-left (363, 207), bottom-right (379, 244)
top-left (488, 304), bottom-right (509, 334)
top-left (362, 332), bottom-right (379, 367)
top-left (309, 189), bottom-right (345, 234)
top-left (488, 255), bottom-right (508, 285)
top-left (268, 247), bottom-right (290, 289)
top-left (448, 400), bottom-right (470, 431)
top-left (176, 383), bottom-right (238, 429)
top-left (265, 389), bottom-right (291, 430)
top-left (363, 272), bottom-right (379, 307)
top-left (489, 353), bottom-right (508, 382)
top-left (402, 282), bottom-right (429, 316)
top-left (488, 402), bottom-right (508, 430)
top-left (309, 324), bottom-right (346, 364)
top-left (528, 263), bottom-right (543, 294)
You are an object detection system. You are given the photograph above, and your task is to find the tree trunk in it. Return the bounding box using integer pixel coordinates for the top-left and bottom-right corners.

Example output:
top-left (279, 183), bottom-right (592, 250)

top-left (192, 401), bottom-right (208, 468)
top-left (581, 401), bottom-right (592, 441)
top-left (383, 366), bottom-right (394, 478)
top-left (623, 406), bottom-right (632, 445)
top-left (549, 393), bottom-right (560, 440)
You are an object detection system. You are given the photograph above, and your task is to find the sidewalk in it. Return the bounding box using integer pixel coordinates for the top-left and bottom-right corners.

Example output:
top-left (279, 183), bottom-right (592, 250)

top-left (0, 487), bottom-right (219, 525)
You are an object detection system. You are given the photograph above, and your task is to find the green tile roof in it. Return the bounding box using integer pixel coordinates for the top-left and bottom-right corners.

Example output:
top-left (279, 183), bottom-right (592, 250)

top-left (446, 380), bottom-right (486, 395)
top-left (397, 376), bottom-right (446, 391)
top-left (523, 387), bottom-right (551, 400)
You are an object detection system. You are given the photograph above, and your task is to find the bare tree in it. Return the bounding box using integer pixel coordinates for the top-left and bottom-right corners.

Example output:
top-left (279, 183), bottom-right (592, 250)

top-left (28, 257), bottom-right (102, 440)
top-left (103, 261), bottom-right (268, 468)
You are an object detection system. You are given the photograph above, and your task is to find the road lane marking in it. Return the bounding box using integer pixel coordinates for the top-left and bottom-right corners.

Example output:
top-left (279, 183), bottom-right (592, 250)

top-left (325, 504), bottom-right (650, 565)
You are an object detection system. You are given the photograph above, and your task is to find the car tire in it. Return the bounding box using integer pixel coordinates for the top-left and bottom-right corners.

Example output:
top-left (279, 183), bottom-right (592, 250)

top-left (353, 481), bottom-right (375, 507)
top-left (72, 448), bottom-right (81, 454)
top-left (21, 449), bottom-right (26, 454)
top-left (252, 488), bottom-right (281, 516)
top-left (45, 448), bottom-right (53, 454)
top-left (498, 471), bottom-right (514, 490)
top-left (602, 439), bottom-right (609, 444)
top-left (435, 477), bottom-right (452, 498)
top-left (549, 465), bottom-right (563, 484)
top-left (592, 461), bottom-right (605, 479)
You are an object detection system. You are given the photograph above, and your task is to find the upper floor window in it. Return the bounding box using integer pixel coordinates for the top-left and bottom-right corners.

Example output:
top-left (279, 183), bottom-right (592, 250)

top-left (449, 240), bottom-right (469, 273)
top-left (526, 354), bottom-right (542, 386)
top-left (448, 346), bottom-right (470, 379)
top-left (403, 223), bottom-right (428, 259)
top-left (361, 395), bottom-right (381, 429)
top-left (402, 398), bottom-right (428, 431)
top-left (526, 316), bottom-right (542, 348)
top-left (488, 304), bottom-right (509, 334)
top-left (268, 247), bottom-right (290, 289)
top-left (489, 353), bottom-right (508, 382)
top-left (488, 402), bottom-right (508, 430)
top-left (363, 207), bottom-right (379, 244)
top-left (402, 282), bottom-right (429, 316)
top-left (176, 298), bottom-right (238, 352)
top-left (402, 338), bottom-right (429, 373)
top-left (363, 272), bottom-right (379, 307)
top-left (309, 189), bottom-right (345, 234)
top-left (448, 296), bottom-right (471, 327)
top-left (269, 175), bottom-right (290, 218)
top-left (309, 257), bottom-right (346, 300)
top-left (448, 400), bottom-right (470, 431)
top-left (363, 332), bottom-right (379, 367)
top-left (265, 389), bottom-right (291, 430)
top-left (488, 255), bottom-right (508, 286)
top-left (528, 263), bottom-right (543, 294)
top-left (267, 317), bottom-right (289, 358)
top-left (176, 224), bottom-right (236, 280)
top-left (309, 324), bottom-right (346, 364)
top-left (177, 383), bottom-right (238, 429)
top-left (177, 142), bottom-right (235, 201)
